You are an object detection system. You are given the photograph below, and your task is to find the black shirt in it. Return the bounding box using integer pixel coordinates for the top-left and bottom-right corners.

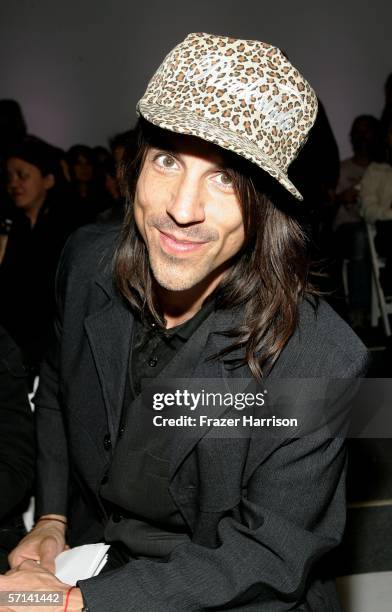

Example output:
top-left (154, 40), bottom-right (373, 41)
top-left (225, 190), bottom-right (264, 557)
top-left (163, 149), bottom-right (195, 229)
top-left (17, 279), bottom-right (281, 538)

top-left (101, 298), bottom-right (216, 564)
top-left (130, 298), bottom-right (216, 398)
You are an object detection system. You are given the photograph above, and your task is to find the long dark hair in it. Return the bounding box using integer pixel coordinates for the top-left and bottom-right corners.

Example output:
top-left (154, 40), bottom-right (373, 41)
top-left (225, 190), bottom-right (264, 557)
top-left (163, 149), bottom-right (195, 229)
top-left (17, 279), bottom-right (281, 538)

top-left (115, 119), bottom-right (315, 379)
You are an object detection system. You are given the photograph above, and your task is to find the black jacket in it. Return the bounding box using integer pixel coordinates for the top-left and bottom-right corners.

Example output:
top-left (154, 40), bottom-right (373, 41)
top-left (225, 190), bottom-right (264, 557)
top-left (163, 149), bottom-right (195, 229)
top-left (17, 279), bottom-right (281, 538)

top-left (0, 195), bottom-right (73, 368)
top-left (0, 325), bottom-right (35, 521)
top-left (0, 325), bottom-right (35, 573)
top-left (35, 223), bottom-right (368, 611)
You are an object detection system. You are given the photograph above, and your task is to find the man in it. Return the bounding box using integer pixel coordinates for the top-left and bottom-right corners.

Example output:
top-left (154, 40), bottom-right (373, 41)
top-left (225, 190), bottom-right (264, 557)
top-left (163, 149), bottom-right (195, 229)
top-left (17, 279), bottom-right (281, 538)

top-left (3, 33), bottom-right (367, 611)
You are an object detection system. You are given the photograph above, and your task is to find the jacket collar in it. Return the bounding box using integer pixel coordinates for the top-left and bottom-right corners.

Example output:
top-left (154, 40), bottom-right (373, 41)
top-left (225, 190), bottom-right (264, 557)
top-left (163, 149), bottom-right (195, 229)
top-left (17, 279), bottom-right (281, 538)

top-left (84, 271), bottom-right (133, 441)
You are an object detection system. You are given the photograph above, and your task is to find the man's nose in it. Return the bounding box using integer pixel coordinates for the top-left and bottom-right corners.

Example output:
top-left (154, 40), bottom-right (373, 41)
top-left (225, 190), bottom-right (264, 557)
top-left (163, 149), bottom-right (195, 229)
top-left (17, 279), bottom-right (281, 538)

top-left (166, 175), bottom-right (205, 225)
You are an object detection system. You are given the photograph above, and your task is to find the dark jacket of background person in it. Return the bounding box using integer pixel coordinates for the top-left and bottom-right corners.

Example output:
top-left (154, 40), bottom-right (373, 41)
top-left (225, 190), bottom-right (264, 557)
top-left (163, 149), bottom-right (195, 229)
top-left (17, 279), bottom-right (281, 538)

top-left (0, 325), bottom-right (35, 573)
top-left (0, 192), bottom-right (72, 371)
top-left (34, 224), bottom-right (368, 611)
top-left (66, 145), bottom-right (112, 229)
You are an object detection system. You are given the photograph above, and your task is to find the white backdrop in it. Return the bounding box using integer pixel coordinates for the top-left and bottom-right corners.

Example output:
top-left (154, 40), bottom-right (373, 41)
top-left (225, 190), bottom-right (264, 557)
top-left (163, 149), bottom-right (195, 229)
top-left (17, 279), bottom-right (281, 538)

top-left (1, 0), bottom-right (391, 158)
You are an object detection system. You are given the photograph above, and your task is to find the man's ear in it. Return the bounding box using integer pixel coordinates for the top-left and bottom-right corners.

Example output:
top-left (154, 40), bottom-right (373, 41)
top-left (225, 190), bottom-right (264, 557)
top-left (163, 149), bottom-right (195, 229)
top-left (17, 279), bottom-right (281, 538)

top-left (43, 173), bottom-right (55, 191)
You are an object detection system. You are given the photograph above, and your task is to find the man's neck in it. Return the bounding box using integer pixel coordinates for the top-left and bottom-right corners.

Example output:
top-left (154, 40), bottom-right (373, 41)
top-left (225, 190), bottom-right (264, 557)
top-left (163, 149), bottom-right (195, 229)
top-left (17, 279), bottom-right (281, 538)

top-left (154, 271), bottom-right (225, 328)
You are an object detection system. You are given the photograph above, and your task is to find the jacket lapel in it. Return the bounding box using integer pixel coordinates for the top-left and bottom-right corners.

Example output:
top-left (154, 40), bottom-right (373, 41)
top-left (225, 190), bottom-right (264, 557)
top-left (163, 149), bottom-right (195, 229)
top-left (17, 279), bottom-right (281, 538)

top-left (167, 307), bottom-right (252, 481)
top-left (84, 276), bottom-right (133, 441)
top-left (167, 304), bottom-right (300, 481)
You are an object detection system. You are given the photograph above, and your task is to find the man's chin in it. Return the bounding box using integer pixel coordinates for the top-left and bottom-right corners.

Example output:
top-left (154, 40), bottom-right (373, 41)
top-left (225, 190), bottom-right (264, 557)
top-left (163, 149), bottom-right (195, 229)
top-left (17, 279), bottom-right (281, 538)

top-left (152, 274), bottom-right (202, 292)
top-left (149, 256), bottom-right (206, 292)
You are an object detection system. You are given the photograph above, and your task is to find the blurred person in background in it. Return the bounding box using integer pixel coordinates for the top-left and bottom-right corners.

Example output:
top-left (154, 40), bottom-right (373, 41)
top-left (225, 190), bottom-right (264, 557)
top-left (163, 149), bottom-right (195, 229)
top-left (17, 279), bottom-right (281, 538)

top-left (51, 145), bottom-right (72, 188)
top-left (361, 119), bottom-right (392, 295)
top-left (109, 128), bottom-right (137, 163)
top-left (67, 144), bottom-right (109, 227)
top-left (97, 131), bottom-right (139, 225)
top-left (97, 157), bottom-right (125, 224)
top-left (332, 115), bottom-right (382, 327)
top-left (93, 145), bottom-right (112, 166)
top-left (335, 116), bottom-right (382, 216)
top-left (0, 325), bottom-right (35, 573)
top-left (0, 136), bottom-right (72, 380)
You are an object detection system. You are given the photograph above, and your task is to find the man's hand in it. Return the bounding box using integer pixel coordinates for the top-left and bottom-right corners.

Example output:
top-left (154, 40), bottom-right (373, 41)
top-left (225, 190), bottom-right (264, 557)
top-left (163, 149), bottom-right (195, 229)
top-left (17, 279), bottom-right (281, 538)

top-left (8, 516), bottom-right (67, 573)
top-left (0, 560), bottom-right (83, 611)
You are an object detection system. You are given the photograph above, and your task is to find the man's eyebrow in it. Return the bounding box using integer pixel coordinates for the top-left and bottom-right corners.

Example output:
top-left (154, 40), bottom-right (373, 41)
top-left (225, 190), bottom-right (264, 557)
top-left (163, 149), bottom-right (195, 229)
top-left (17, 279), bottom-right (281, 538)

top-left (149, 143), bottom-right (178, 155)
top-left (148, 142), bottom-right (228, 169)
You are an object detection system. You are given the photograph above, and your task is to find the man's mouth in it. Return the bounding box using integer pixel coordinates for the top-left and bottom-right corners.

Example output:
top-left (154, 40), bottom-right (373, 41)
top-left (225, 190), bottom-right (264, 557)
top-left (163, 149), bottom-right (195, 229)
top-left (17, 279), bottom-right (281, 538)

top-left (158, 229), bottom-right (209, 254)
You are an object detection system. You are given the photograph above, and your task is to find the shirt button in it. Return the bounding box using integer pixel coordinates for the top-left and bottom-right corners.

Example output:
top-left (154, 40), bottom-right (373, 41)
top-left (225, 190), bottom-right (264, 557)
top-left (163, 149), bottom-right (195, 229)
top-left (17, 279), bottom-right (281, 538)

top-left (148, 357), bottom-right (158, 367)
top-left (118, 423), bottom-right (126, 437)
top-left (112, 512), bottom-right (123, 523)
top-left (103, 434), bottom-right (112, 451)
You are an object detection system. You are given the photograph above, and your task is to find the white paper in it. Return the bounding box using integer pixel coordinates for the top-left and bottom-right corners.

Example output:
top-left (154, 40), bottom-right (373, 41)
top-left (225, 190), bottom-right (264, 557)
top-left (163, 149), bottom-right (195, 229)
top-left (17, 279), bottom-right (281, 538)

top-left (55, 543), bottom-right (110, 586)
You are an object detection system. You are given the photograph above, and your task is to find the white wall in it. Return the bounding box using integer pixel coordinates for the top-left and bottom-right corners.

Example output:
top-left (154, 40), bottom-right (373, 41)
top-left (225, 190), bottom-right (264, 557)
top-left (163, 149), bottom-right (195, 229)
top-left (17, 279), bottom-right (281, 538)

top-left (1, 0), bottom-right (391, 158)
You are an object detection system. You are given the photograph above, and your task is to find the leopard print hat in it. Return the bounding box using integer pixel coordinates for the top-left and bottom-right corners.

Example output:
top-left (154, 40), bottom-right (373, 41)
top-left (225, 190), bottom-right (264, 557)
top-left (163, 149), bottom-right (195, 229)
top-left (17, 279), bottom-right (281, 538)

top-left (137, 32), bottom-right (318, 200)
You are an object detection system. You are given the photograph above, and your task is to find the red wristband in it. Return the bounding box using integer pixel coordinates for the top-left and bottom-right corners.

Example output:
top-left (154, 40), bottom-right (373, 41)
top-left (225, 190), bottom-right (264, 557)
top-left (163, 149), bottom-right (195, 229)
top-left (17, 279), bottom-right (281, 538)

top-left (64, 586), bottom-right (75, 612)
top-left (36, 517), bottom-right (67, 526)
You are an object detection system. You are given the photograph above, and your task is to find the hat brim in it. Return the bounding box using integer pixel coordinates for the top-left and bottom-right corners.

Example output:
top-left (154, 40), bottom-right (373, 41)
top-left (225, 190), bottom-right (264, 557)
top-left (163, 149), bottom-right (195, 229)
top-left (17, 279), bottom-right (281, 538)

top-left (137, 101), bottom-right (303, 201)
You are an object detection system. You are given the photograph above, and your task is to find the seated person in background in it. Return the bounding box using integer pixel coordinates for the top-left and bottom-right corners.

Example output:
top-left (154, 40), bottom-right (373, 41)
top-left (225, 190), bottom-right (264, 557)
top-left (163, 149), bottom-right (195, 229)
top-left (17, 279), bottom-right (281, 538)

top-left (0, 136), bottom-right (72, 379)
top-left (0, 325), bottom-right (35, 573)
top-left (332, 115), bottom-right (382, 327)
top-left (67, 145), bottom-right (111, 227)
top-left (93, 146), bottom-right (112, 167)
top-left (361, 120), bottom-right (392, 295)
top-left (335, 115), bottom-right (381, 227)
top-left (109, 128), bottom-right (137, 164)
top-left (96, 157), bottom-right (125, 224)
top-left (4, 34), bottom-right (367, 611)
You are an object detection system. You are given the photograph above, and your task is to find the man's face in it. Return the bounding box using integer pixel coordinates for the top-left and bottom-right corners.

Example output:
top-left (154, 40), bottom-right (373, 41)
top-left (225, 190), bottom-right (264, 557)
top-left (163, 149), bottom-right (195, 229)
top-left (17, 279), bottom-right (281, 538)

top-left (133, 133), bottom-right (245, 292)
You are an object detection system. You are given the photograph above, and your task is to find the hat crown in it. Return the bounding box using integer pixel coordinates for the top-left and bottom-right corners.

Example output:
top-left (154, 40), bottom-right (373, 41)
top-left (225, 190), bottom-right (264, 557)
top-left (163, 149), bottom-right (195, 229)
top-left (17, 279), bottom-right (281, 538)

top-left (138, 33), bottom-right (318, 199)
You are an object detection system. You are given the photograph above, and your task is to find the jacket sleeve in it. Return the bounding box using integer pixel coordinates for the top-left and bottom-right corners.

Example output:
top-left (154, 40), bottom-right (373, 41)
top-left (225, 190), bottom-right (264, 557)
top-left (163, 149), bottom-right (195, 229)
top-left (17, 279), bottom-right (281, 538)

top-left (34, 251), bottom-right (69, 518)
top-left (78, 355), bottom-right (367, 611)
top-left (0, 329), bottom-right (35, 520)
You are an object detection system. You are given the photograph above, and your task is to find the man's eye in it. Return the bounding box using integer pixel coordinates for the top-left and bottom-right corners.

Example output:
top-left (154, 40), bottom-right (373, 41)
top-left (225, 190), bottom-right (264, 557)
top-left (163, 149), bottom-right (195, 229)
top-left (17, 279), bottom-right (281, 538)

top-left (155, 154), bottom-right (177, 169)
top-left (215, 172), bottom-right (234, 188)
